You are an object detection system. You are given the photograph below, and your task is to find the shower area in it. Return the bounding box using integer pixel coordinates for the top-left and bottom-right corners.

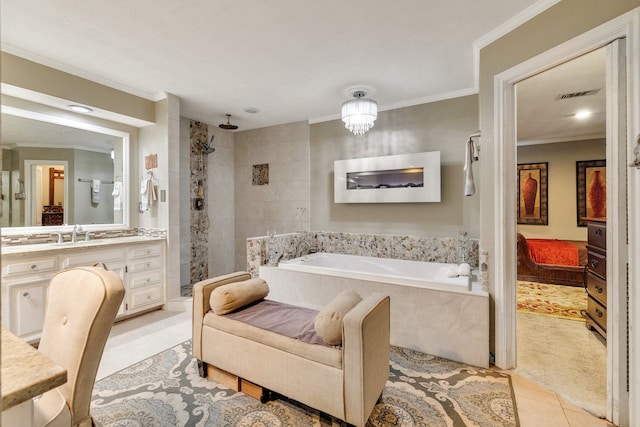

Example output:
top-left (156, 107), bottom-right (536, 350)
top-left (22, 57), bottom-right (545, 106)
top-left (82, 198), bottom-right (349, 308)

top-left (189, 120), bottom-right (212, 288)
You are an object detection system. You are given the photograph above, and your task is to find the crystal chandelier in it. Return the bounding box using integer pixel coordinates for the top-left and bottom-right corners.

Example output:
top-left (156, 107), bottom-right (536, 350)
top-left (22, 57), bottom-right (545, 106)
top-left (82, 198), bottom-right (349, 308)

top-left (341, 90), bottom-right (378, 135)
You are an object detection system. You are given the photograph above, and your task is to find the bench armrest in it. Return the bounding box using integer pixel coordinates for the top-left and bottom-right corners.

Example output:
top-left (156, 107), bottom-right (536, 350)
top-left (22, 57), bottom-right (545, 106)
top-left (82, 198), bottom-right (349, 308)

top-left (191, 271), bottom-right (252, 359)
top-left (342, 293), bottom-right (390, 426)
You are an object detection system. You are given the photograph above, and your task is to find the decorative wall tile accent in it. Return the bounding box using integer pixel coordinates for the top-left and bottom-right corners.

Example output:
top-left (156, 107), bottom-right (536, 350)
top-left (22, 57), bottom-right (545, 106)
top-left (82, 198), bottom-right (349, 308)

top-left (0, 228), bottom-right (146, 246)
top-left (246, 231), bottom-right (479, 277)
top-left (252, 164), bottom-right (269, 185)
top-left (189, 120), bottom-right (209, 283)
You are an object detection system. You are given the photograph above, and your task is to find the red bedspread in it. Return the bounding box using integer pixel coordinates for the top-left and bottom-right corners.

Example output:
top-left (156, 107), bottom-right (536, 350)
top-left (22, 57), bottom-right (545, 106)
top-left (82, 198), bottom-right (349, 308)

top-left (527, 239), bottom-right (579, 266)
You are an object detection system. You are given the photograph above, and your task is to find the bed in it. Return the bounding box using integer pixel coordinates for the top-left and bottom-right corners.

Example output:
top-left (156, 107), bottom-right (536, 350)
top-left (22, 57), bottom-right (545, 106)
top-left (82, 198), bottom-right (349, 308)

top-left (516, 233), bottom-right (587, 287)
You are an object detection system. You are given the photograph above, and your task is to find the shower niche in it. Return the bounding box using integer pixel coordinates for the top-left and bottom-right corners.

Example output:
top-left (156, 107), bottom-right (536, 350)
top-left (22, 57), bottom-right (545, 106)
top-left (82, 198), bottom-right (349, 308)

top-left (334, 151), bottom-right (441, 203)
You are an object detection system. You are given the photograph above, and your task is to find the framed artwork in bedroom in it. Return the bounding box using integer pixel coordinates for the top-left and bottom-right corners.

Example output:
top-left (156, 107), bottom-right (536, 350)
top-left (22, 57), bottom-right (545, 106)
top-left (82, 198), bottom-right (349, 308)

top-left (576, 159), bottom-right (606, 226)
top-left (517, 162), bottom-right (548, 225)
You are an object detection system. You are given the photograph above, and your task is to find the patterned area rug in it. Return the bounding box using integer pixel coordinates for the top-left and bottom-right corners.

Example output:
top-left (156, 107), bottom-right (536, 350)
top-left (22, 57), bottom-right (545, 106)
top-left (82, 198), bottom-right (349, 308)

top-left (91, 341), bottom-right (519, 426)
top-left (516, 281), bottom-right (587, 320)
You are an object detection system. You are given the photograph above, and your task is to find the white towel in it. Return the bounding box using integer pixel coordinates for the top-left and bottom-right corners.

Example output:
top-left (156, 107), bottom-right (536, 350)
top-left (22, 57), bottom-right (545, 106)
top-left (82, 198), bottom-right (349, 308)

top-left (112, 181), bottom-right (123, 211)
top-left (91, 179), bottom-right (101, 204)
top-left (464, 137), bottom-right (476, 196)
top-left (140, 178), bottom-right (150, 211)
top-left (446, 265), bottom-right (459, 278)
top-left (458, 263), bottom-right (471, 277)
top-left (140, 176), bottom-right (157, 211)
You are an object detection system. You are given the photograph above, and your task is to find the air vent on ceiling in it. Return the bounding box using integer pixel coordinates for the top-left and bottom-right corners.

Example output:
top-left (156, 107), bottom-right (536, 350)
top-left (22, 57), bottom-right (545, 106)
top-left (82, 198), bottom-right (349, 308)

top-left (557, 89), bottom-right (600, 100)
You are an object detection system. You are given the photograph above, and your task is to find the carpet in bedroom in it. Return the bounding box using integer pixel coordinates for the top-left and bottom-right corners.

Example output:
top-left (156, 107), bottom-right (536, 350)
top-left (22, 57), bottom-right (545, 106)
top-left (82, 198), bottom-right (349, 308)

top-left (516, 280), bottom-right (587, 320)
top-left (516, 281), bottom-right (605, 417)
top-left (91, 340), bottom-right (519, 426)
top-left (516, 312), bottom-right (606, 419)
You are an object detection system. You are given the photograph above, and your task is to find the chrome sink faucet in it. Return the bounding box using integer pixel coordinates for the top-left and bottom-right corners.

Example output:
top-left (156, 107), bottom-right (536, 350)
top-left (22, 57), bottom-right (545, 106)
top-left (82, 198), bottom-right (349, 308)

top-left (71, 224), bottom-right (83, 243)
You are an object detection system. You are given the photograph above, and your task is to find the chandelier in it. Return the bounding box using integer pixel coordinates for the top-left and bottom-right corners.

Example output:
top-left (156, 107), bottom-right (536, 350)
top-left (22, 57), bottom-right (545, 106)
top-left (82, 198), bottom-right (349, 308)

top-left (341, 90), bottom-right (378, 135)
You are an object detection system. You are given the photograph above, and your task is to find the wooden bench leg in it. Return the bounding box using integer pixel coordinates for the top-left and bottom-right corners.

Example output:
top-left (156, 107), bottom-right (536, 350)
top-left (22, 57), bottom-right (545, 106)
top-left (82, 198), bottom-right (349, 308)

top-left (197, 360), bottom-right (207, 378)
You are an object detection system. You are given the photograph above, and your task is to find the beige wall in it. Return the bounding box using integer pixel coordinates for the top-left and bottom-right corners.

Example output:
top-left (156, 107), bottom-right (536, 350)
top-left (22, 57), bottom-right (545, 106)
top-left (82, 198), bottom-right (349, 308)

top-left (310, 95), bottom-right (480, 238)
top-left (1, 52), bottom-right (155, 124)
top-left (234, 121), bottom-right (310, 270)
top-left (479, 0), bottom-right (640, 354)
top-left (517, 139), bottom-right (606, 240)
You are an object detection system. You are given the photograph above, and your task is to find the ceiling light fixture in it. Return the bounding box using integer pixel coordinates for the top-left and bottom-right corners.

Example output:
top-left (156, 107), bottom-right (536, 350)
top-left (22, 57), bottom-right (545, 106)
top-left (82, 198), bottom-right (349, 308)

top-left (341, 90), bottom-right (377, 135)
top-left (68, 104), bottom-right (93, 113)
top-left (575, 110), bottom-right (592, 119)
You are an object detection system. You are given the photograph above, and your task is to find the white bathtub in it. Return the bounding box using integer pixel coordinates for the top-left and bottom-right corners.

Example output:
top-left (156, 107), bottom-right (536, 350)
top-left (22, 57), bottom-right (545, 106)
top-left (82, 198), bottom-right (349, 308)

top-left (278, 252), bottom-right (474, 293)
top-left (259, 252), bottom-right (489, 367)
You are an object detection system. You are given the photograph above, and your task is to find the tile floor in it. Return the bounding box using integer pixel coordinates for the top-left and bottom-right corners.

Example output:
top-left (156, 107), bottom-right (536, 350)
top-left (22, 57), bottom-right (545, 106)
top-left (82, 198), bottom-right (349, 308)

top-left (97, 307), bottom-right (614, 427)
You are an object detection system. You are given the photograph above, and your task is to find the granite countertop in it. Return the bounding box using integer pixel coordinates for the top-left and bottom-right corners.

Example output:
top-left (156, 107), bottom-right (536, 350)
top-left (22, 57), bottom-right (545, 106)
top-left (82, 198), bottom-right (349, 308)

top-left (1, 235), bottom-right (165, 256)
top-left (1, 327), bottom-right (67, 411)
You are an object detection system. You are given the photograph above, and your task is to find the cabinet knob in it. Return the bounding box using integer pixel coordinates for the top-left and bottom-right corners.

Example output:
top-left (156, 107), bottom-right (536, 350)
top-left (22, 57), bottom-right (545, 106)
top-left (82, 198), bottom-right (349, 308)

top-left (30, 264), bottom-right (37, 270)
top-left (22, 292), bottom-right (30, 299)
top-left (590, 259), bottom-right (599, 268)
top-left (596, 308), bottom-right (604, 318)
top-left (595, 285), bottom-right (603, 294)
top-left (595, 228), bottom-right (603, 237)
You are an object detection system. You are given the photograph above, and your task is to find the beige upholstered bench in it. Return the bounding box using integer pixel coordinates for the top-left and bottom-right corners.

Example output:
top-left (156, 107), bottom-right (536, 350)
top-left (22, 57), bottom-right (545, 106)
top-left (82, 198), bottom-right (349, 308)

top-left (192, 271), bottom-right (390, 427)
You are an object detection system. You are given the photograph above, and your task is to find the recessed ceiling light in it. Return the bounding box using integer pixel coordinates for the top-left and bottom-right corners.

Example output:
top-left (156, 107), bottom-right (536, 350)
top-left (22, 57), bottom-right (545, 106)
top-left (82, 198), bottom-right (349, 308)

top-left (69, 105), bottom-right (93, 113)
top-left (243, 107), bottom-right (260, 114)
top-left (574, 110), bottom-right (592, 119)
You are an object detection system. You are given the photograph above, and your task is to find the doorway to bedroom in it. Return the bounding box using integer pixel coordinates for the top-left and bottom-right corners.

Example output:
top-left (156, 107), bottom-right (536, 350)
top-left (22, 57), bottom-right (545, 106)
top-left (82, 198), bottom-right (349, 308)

top-left (513, 47), bottom-right (607, 417)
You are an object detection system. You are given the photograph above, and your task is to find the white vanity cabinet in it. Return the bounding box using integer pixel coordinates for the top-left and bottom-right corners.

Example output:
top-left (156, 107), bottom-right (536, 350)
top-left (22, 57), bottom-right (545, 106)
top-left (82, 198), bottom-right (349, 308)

top-left (60, 247), bottom-right (128, 317)
top-left (1, 256), bottom-right (58, 342)
top-left (125, 242), bottom-right (164, 313)
top-left (1, 238), bottom-right (166, 342)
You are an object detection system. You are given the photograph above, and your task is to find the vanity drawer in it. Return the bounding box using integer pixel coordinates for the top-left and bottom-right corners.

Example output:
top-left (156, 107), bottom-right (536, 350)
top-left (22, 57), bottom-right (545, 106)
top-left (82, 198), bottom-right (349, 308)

top-left (128, 257), bottom-right (162, 273)
top-left (586, 296), bottom-right (607, 333)
top-left (129, 286), bottom-right (163, 310)
top-left (2, 257), bottom-right (58, 278)
top-left (128, 271), bottom-right (163, 289)
top-left (587, 250), bottom-right (606, 279)
top-left (585, 272), bottom-right (606, 305)
top-left (587, 222), bottom-right (606, 249)
top-left (62, 248), bottom-right (126, 269)
top-left (129, 243), bottom-right (163, 259)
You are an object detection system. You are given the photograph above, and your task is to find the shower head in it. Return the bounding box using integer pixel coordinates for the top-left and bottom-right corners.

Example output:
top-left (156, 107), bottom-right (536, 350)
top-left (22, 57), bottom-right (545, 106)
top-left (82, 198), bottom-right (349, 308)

top-left (201, 135), bottom-right (215, 154)
top-left (219, 114), bottom-right (238, 130)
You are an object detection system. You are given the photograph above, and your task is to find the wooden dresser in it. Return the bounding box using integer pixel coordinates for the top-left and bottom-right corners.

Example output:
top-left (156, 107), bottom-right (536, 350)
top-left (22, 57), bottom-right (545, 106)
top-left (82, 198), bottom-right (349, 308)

top-left (584, 218), bottom-right (607, 340)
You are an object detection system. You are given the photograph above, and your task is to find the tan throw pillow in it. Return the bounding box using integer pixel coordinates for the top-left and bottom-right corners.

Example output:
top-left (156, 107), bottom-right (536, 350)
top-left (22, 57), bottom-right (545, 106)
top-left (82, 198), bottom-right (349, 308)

top-left (314, 290), bottom-right (363, 345)
top-left (210, 278), bottom-right (269, 315)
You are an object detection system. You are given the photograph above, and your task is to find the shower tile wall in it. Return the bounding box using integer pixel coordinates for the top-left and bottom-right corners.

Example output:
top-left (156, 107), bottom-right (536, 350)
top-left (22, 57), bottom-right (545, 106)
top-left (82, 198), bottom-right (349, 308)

top-left (189, 120), bottom-right (209, 283)
top-left (206, 126), bottom-right (235, 277)
top-left (234, 121), bottom-right (310, 270)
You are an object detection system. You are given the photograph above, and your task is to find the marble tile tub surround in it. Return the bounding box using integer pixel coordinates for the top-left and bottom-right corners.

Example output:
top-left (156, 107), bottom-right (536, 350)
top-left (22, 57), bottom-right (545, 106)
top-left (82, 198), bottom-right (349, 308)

top-left (246, 230), bottom-right (479, 276)
top-left (0, 227), bottom-right (166, 247)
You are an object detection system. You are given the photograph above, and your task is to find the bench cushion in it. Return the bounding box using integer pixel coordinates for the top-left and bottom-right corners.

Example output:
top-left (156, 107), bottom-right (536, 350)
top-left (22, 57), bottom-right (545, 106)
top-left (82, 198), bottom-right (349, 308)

top-left (209, 278), bottom-right (269, 315)
top-left (204, 302), bottom-right (342, 369)
top-left (314, 290), bottom-right (362, 345)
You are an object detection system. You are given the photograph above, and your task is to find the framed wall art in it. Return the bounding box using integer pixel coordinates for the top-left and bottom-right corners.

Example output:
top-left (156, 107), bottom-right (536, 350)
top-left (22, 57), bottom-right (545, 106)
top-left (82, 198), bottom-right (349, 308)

top-left (576, 159), bottom-right (606, 226)
top-left (517, 162), bottom-right (548, 225)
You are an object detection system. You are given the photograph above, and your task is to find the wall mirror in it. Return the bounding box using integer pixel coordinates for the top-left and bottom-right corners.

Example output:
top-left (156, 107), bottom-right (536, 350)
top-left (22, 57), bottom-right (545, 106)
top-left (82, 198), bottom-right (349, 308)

top-left (1, 106), bottom-right (129, 233)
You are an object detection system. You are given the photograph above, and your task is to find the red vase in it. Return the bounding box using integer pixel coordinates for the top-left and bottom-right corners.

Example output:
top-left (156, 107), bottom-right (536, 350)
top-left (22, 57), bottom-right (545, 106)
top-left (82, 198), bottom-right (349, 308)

top-left (522, 173), bottom-right (538, 215)
top-left (588, 170), bottom-right (605, 217)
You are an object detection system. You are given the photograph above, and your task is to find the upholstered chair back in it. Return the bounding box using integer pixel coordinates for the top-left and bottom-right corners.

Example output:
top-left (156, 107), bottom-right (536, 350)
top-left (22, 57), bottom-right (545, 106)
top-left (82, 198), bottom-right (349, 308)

top-left (35, 264), bottom-right (125, 427)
